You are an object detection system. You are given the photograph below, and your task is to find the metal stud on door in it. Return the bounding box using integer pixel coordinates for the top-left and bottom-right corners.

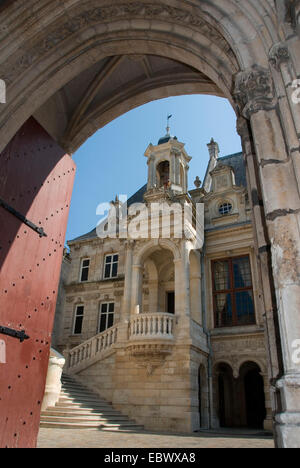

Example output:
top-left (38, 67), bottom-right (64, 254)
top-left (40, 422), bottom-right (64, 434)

top-left (0, 118), bottom-right (76, 448)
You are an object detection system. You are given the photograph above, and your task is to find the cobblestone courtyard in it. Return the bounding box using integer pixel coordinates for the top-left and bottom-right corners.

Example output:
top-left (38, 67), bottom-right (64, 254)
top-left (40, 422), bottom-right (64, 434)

top-left (37, 428), bottom-right (274, 449)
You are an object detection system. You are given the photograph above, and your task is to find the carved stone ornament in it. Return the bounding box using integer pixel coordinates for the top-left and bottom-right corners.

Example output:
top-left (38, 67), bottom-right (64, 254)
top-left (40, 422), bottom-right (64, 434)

top-left (127, 343), bottom-right (173, 375)
top-left (66, 296), bottom-right (75, 303)
top-left (3, 2), bottom-right (236, 84)
top-left (269, 43), bottom-right (290, 70)
top-left (290, 0), bottom-right (300, 30)
top-left (234, 65), bottom-right (276, 119)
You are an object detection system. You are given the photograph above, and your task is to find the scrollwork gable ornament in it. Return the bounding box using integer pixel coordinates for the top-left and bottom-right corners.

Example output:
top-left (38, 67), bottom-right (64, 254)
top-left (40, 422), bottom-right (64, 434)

top-left (269, 42), bottom-right (290, 70)
top-left (234, 65), bottom-right (277, 119)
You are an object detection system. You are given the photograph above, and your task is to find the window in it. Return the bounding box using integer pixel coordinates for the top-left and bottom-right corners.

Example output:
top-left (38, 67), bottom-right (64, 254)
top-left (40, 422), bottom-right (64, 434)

top-left (73, 305), bottom-right (84, 335)
top-left (104, 254), bottom-right (119, 279)
top-left (219, 202), bottom-right (233, 216)
top-left (98, 303), bottom-right (114, 333)
top-left (212, 256), bottom-right (255, 328)
top-left (80, 258), bottom-right (90, 282)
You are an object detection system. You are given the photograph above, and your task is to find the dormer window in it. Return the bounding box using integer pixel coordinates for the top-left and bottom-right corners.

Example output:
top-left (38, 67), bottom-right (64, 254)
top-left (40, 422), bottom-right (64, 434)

top-left (219, 202), bottom-right (233, 216)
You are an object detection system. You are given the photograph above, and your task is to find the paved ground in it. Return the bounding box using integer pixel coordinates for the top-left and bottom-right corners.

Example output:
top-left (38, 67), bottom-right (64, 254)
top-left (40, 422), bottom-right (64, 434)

top-left (37, 428), bottom-right (274, 449)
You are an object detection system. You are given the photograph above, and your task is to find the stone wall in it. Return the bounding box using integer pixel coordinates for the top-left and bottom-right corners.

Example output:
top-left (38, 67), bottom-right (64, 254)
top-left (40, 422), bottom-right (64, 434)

top-left (76, 344), bottom-right (208, 433)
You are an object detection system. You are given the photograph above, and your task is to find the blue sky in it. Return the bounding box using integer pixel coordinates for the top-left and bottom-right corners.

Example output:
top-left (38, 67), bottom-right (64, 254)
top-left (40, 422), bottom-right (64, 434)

top-left (66, 94), bottom-right (242, 243)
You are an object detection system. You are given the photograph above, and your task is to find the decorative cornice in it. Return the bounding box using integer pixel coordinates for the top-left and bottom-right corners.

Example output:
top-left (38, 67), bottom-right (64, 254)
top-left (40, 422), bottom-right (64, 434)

top-left (269, 42), bottom-right (290, 70)
top-left (234, 65), bottom-right (276, 119)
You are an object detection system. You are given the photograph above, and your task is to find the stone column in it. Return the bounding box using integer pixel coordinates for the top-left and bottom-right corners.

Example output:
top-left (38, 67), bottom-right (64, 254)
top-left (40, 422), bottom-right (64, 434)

top-left (174, 154), bottom-right (181, 186)
top-left (174, 241), bottom-right (191, 340)
top-left (147, 155), bottom-right (156, 189)
top-left (235, 64), bottom-right (300, 448)
top-left (41, 351), bottom-right (65, 411)
top-left (190, 273), bottom-right (202, 325)
top-left (184, 165), bottom-right (189, 194)
top-left (117, 241), bottom-right (135, 343)
top-left (148, 279), bottom-right (158, 313)
top-left (261, 372), bottom-right (274, 432)
top-left (122, 241), bottom-right (135, 320)
top-left (237, 116), bottom-right (282, 410)
top-left (170, 152), bottom-right (176, 185)
top-left (174, 241), bottom-right (190, 316)
top-left (131, 264), bottom-right (143, 315)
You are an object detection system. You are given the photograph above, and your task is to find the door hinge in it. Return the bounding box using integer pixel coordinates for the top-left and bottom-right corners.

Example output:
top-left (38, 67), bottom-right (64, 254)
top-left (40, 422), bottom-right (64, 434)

top-left (0, 326), bottom-right (30, 343)
top-left (0, 197), bottom-right (47, 238)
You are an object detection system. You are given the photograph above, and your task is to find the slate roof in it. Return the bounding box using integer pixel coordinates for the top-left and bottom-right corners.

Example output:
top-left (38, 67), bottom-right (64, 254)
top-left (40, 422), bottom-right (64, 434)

top-left (217, 152), bottom-right (246, 188)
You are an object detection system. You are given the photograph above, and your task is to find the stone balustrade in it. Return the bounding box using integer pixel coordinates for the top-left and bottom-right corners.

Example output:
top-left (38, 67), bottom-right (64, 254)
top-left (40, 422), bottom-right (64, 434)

top-left (129, 313), bottom-right (175, 341)
top-left (65, 314), bottom-right (175, 373)
top-left (67, 324), bottom-right (118, 371)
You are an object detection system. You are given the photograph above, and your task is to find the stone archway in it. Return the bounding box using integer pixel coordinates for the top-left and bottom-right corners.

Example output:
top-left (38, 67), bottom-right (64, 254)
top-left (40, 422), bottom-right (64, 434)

top-left (0, 0), bottom-right (300, 448)
top-left (239, 362), bottom-right (266, 429)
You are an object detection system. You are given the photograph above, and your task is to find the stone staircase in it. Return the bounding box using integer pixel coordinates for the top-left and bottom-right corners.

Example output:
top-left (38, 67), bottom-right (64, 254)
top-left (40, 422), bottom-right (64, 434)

top-left (40, 373), bottom-right (143, 432)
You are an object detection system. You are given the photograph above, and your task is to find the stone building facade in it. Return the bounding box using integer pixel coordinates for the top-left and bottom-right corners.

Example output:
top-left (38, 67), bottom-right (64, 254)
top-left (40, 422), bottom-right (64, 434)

top-left (54, 131), bottom-right (273, 433)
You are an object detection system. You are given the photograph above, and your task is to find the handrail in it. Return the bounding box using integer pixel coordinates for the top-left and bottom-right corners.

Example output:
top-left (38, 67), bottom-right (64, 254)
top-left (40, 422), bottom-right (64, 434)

top-left (67, 324), bottom-right (118, 370)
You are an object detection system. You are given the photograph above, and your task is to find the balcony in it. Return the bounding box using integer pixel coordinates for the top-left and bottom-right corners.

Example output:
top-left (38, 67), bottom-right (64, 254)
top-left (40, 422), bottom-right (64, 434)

top-left (127, 313), bottom-right (175, 361)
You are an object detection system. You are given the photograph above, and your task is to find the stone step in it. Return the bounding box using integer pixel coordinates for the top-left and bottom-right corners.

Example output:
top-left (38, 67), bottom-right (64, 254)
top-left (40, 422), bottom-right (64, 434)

top-left (40, 421), bottom-right (144, 431)
top-left (40, 415), bottom-right (130, 424)
top-left (41, 373), bottom-right (143, 432)
top-left (61, 383), bottom-right (93, 392)
top-left (101, 425), bottom-right (145, 432)
top-left (39, 421), bottom-right (103, 430)
top-left (60, 390), bottom-right (106, 401)
top-left (41, 409), bottom-right (121, 417)
top-left (60, 391), bottom-right (106, 401)
top-left (58, 396), bottom-right (111, 405)
top-left (55, 402), bottom-right (114, 411)
top-left (60, 385), bottom-right (96, 392)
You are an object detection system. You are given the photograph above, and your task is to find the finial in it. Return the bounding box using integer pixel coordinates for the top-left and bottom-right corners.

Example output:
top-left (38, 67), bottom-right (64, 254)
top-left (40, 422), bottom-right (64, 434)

top-left (207, 138), bottom-right (220, 159)
top-left (194, 176), bottom-right (201, 189)
top-left (166, 114), bottom-right (172, 135)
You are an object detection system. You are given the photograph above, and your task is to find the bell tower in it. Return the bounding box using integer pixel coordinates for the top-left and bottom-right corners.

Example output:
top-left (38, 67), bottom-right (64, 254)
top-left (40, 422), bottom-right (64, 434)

top-left (144, 124), bottom-right (192, 198)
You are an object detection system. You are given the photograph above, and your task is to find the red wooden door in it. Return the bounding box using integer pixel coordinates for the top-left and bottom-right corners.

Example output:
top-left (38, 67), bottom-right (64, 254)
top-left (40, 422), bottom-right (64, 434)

top-left (0, 117), bottom-right (76, 447)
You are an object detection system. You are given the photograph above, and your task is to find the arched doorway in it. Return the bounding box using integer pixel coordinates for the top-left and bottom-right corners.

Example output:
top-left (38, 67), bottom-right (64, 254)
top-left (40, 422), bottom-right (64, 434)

top-left (0, 0), bottom-right (299, 448)
top-left (216, 361), bottom-right (266, 429)
top-left (217, 363), bottom-right (236, 428)
top-left (240, 362), bottom-right (266, 429)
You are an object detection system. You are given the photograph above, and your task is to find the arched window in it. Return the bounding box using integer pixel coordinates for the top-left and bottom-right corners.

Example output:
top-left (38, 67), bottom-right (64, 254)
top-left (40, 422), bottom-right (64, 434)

top-left (156, 161), bottom-right (170, 188)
